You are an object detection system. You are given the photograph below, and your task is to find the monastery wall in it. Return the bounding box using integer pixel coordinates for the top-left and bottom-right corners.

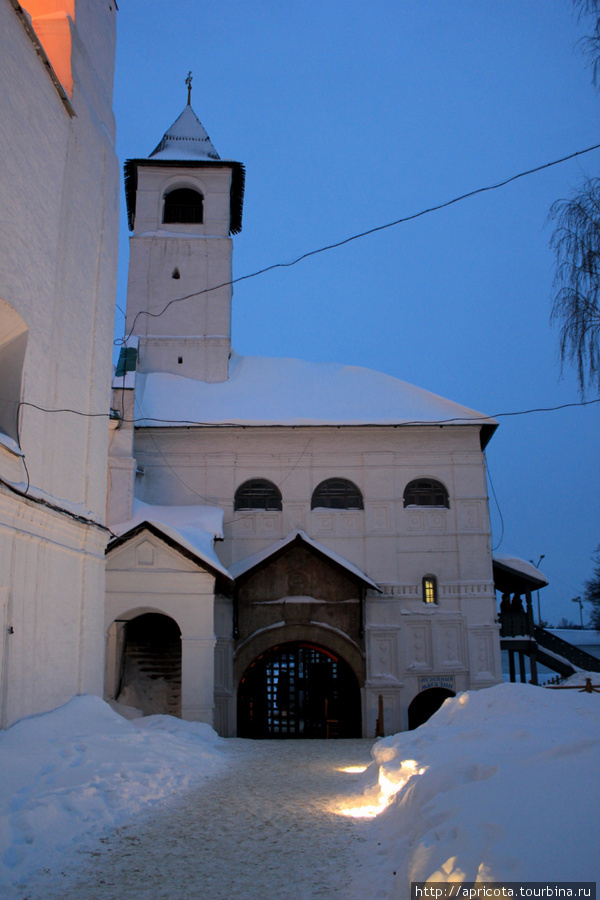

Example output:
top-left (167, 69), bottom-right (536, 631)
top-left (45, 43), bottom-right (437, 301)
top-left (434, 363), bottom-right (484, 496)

top-left (0, 0), bottom-right (118, 726)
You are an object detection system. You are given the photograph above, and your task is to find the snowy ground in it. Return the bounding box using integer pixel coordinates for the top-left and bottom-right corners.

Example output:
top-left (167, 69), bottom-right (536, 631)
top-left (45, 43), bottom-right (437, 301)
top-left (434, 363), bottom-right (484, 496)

top-left (1, 681), bottom-right (599, 899)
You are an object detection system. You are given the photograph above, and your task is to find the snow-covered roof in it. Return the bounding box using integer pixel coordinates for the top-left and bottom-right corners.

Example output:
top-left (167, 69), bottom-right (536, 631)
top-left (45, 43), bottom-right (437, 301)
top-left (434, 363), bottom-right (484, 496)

top-left (134, 352), bottom-right (497, 446)
top-left (149, 103), bottom-right (220, 161)
top-left (109, 499), bottom-right (230, 579)
top-left (493, 554), bottom-right (549, 590)
top-left (228, 529), bottom-right (380, 591)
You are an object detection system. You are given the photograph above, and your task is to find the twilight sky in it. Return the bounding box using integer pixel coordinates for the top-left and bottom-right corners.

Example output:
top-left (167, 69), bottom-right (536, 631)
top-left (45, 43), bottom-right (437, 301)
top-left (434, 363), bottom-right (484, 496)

top-left (112, 0), bottom-right (600, 626)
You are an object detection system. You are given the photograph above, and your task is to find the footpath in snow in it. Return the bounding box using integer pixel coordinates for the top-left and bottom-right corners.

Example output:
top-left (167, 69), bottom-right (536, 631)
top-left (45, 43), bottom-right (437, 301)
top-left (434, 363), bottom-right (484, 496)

top-left (1, 680), bottom-right (599, 898)
top-left (34, 738), bottom-right (375, 900)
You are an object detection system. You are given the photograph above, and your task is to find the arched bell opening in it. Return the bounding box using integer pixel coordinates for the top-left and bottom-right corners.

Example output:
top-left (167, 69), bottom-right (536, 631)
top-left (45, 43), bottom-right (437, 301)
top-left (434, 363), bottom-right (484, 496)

top-left (237, 641), bottom-right (361, 739)
top-left (115, 612), bottom-right (182, 717)
top-left (407, 687), bottom-right (455, 730)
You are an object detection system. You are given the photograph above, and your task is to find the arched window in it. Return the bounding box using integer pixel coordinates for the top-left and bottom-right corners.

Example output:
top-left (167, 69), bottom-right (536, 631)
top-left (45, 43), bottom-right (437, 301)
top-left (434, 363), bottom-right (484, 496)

top-left (234, 479), bottom-right (282, 511)
top-left (311, 478), bottom-right (363, 510)
top-left (0, 299), bottom-right (28, 445)
top-left (403, 478), bottom-right (449, 508)
top-left (162, 187), bottom-right (204, 224)
top-left (422, 575), bottom-right (438, 604)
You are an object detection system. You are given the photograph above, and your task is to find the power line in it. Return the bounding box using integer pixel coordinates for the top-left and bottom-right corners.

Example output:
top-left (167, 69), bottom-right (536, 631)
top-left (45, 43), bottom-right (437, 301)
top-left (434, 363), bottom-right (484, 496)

top-left (11, 395), bottom-right (600, 427)
top-left (118, 141), bottom-right (600, 344)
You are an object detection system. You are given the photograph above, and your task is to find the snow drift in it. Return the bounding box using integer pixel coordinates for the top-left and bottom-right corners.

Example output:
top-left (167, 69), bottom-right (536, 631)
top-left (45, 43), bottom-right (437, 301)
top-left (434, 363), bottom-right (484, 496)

top-left (348, 682), bottom-right (600, 897)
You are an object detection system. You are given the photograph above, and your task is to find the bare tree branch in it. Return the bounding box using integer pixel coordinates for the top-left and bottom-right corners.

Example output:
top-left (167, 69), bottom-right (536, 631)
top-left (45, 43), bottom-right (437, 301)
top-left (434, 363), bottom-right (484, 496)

top-left (548, 178), bottom-right (600, 395)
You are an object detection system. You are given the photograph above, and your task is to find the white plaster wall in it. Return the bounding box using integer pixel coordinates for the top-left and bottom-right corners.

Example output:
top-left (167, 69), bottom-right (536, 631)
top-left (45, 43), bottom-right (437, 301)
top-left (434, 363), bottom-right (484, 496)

top-left (0, 0), bottom-right (118, 511)
top-left (0, 492), bottom-right (107, 729)
top-left (131, 422), bottom-right (501, 734)
top-left (0, 0), bottom-right (118, 727)
top-left (132, 424), bottom-right (493, 585)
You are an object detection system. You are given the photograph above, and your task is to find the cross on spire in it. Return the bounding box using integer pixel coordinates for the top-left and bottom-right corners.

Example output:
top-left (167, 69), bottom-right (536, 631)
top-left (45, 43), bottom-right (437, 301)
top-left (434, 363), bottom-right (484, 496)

top-left (185, 71), bottom-right (193, 105)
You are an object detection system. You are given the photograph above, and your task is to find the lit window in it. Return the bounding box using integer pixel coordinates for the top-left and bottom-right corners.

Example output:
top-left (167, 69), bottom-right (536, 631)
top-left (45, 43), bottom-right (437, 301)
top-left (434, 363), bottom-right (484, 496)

top-left (234, 479), bottom-right (282, 511)
top-left (403, 479), bottom-right (449, 508)
top-left (311, 478), bottom-right (363, 510)
top-left (423, 576), bottom-right (438, 604)
top-left (163, 188), bottom-right (204, 224)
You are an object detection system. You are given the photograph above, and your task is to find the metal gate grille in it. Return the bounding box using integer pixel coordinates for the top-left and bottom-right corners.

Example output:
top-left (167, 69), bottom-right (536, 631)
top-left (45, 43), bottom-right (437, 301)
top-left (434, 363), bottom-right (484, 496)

top-left (238, 642), bottom-right (360, 739)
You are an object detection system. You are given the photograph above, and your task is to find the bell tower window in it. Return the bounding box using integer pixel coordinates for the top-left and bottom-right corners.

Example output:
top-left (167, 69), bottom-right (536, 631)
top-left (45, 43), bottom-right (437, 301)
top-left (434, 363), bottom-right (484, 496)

top-left (163, 188), bottom-right (204, 225)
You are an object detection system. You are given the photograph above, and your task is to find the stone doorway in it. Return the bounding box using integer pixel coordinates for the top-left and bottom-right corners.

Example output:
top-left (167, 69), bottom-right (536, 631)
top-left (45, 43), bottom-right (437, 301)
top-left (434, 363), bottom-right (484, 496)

top-left (117, 613), bottom-right (182, 716)
top-left (407, 687), bottom-right (455, 730)
top-left (237, 641), bottom-right (361, 739)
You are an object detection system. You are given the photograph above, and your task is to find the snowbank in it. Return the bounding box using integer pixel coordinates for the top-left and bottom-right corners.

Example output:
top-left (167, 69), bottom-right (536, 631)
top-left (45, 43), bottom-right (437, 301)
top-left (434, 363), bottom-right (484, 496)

top-left (0, 696), bottom-right (225, 896)
top-left (348, 682), bottom-right (600, 896)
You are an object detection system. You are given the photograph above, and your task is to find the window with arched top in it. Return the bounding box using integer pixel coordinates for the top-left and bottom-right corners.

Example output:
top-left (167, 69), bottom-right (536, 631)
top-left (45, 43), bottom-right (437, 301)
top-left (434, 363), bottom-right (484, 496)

top-left (163, 187), bottom-right (204, 224)
top-left (422, 575), bottom-right (438, 604)
top-left (403, 479), bottom-right (449, 508)
top-left (311, 478), bottom-right (363, 510)
top-left (0, 298), bottom-right (28, 445)
top-left (234, 479), bottom-right (282, 511)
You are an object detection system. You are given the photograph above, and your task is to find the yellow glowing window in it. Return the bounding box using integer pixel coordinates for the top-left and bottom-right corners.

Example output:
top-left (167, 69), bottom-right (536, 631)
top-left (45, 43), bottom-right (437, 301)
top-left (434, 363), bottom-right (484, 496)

top-left (423, 576), bottom-right (437, 604)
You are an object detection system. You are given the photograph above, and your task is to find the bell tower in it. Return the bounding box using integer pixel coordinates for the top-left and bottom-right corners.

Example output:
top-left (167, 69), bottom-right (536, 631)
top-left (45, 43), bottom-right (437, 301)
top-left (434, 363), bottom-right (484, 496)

top-left (123, 79), bottom-right (244, 382)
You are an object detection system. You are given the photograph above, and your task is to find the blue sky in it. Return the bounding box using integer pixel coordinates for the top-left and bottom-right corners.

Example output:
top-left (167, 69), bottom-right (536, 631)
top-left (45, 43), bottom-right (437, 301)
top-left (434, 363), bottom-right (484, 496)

top-left (113, 0), bottom-right (600, 625)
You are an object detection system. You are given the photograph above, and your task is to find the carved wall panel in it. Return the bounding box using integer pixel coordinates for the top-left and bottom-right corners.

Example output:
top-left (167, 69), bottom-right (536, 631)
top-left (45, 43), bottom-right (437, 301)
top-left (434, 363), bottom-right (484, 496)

top-left (406, 510), bottom-right (424, 532)
top-left (468, 627), bottom-right (498, 682)
top-left (368, 504), bottom-right (391, 533)
top-left (404, 622), bottom-right (433, 670)
top-left (368, 629), bottom-right (398, 679)
top-left (233, 514), bottom-right (256, 536)
top-left (426, 511), bottom-right (446, 532)
top-left (232, 513), bottom-right (282, 538)
top-left (434, 621), bottom-right (466, 668)
top-left (285, 504), bottom-right (306, 532)
top-left (313, 513), bottom-right (335, 534)
top-left (340, 512), bottom-right (360, 534)
top-left (214, 638), bottom-right (233, 691)
top-left (458, 501), bottom-right (483, 532)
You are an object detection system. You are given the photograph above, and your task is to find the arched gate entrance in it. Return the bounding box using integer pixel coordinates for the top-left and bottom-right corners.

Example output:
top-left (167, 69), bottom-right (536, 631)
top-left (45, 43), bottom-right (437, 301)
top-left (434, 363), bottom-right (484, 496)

top-left (117, 613), bottom-right (182, 717)
top-left (237, 642), bottom-right (361, 739)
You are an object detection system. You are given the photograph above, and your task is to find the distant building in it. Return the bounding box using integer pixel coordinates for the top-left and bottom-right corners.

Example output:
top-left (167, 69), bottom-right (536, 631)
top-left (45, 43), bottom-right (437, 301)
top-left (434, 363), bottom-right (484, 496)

top-left (107, 99), bottom-right (502, 737)
top-left (0, 0), bottom-right (118, 727)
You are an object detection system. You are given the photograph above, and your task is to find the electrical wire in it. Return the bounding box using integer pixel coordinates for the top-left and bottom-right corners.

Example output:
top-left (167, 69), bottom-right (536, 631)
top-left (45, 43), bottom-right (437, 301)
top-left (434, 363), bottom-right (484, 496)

top-left (116, 141), bottom-right (600, 345)
top-left (485, 456), bottom-right (505, 552)
top-left (5, 395), bottom-right (599, 428)
top-left (7, 143), bottom-right (600, 522)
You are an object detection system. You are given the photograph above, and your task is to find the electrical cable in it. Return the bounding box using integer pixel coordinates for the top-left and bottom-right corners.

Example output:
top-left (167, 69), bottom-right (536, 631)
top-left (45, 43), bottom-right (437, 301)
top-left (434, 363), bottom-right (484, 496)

top-left (116, 141), bottom-right (600, 345)
top-left (8, 144), bottom-right (600, 524)
top-left (5, 395), bottom-right (599, 428)
top-left (485, 456), bottom-right (505, 552)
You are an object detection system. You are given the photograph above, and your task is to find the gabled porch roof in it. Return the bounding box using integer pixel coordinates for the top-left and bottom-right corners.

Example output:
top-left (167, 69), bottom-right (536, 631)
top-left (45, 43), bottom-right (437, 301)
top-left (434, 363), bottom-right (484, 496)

top-left (229, 529), bottom-right (380, 591)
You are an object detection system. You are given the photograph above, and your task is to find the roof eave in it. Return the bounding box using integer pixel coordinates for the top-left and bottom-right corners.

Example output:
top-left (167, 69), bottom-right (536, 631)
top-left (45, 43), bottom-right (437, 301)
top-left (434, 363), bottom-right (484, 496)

top-left (106, 521), bottom-right (233, 586)
top-left (232, 532), bottom-right (381, 592)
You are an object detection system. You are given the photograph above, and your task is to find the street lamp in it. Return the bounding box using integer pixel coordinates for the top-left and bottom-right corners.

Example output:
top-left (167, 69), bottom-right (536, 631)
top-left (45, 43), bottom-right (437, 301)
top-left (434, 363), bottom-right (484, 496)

top-left (571, 596), bottom-right (584, 628)
top-left (529, 555), bottom-right (545, 625)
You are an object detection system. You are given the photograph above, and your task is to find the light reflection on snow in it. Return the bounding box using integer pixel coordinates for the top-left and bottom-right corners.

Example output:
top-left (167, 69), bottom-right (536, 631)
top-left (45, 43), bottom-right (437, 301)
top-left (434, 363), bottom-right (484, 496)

top-left (337, 758), bottom-right (427, 819)
top-left (337, 765), bottom-right (368, 774)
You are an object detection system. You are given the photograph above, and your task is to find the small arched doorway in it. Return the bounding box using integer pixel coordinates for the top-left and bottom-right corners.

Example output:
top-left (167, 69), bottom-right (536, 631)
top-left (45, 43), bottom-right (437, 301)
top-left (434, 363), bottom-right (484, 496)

top-left (117, 613), bottom-right (182, 717)
top-left (237, 642), bottom-right (361, 739)
top-left (408, 687), bottom-right (455, 730)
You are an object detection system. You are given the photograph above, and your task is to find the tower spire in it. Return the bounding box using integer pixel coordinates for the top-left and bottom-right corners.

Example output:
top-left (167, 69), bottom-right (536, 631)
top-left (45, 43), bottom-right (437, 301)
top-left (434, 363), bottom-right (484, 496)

top-left (185, 71), bottom-right (193, 106)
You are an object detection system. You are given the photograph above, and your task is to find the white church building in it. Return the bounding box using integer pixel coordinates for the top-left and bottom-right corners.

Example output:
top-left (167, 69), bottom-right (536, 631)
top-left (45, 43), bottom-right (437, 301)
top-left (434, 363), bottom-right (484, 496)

top-left (106, 97), bottom-right (503, 738)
